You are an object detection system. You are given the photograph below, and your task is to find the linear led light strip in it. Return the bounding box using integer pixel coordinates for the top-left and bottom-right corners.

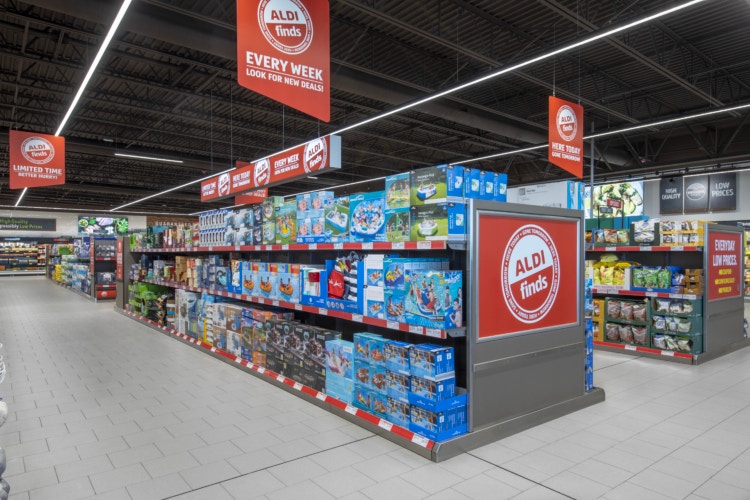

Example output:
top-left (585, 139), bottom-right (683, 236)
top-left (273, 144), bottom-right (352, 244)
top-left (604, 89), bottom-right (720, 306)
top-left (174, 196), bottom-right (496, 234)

top-left (112, 0), bottom-right (709, 212)
top-left (114, 152), bottom-right (183, 163)
top-left (14, 0), bottom-right (133, 209)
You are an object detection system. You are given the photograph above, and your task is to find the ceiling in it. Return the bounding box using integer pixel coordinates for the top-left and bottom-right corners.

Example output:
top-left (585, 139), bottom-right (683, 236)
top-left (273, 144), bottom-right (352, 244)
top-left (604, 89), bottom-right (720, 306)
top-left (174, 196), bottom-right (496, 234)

top-left (1, 0), bottom-right (750, 215)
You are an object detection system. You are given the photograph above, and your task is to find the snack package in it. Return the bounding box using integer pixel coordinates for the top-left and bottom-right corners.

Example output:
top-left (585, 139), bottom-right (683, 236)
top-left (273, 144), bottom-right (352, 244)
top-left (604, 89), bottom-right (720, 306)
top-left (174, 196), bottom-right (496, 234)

top-left (632, 303), bottom-right (647, 322)
top-left (607, 300), bottom-right (621, 319)
top-left (632, 326), bottom-right (648, 346)
top-left (653, 334), bottom-right (667, 349)
top-left (620, 301), bottom-right (634, 321)
top-left (619, 324), bottom-right (634, 344)
top-left (606, 323), bottom-right (620, 342)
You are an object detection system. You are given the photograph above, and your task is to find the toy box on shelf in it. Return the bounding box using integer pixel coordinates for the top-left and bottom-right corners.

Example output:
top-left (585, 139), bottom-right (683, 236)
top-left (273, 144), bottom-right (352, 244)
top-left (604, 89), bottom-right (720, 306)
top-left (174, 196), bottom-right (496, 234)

top-left (297, 191), bottom-right (333, 244)
top-left (275, 201), bottom-right (297, 245)
top-left (410, 202), bottom-right (466, 242)
top-left (410, 164), bottom-right (464, 205)
top-left (385, 173), bottom-right (410, 209)
top-left (403, 270), bottom-right (463, 329)
top-left (301, 259), bottom-right (364, 315)
top-left (325, 196), bottom-right (350, 243)
top-left (325, 339), bottom-right (354, 403)
top-left (349, 191), bottom-right (386, 242)
top-left (385, 208), bottom-right (410, 243)
top-left (463, 168), bottom-right (481, 199)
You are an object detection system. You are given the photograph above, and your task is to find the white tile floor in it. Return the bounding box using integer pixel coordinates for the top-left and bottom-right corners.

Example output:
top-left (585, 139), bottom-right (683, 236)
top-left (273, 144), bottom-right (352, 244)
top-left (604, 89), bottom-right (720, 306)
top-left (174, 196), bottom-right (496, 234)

top-left (1, 276), bottom-right (750, 499)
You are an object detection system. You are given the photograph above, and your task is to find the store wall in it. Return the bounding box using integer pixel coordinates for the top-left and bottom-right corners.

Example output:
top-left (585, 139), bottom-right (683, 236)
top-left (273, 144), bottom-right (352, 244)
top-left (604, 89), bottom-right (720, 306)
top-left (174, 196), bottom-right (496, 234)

top-left (0, 209), bottom-right (146, 239)
top-left (642, 170), bottom-right (750, 224)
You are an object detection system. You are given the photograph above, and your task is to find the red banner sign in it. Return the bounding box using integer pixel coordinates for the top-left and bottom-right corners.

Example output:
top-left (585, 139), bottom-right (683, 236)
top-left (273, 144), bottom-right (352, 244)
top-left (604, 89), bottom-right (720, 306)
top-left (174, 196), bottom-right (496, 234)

top-left (707, 230), bottom-right (742, 301)
top-left (201, 135), bottom-right (341, 202)
top-left (235, 188), bottom-right (268, 206)
top-left (548, 96), bottom-right (584, 178)
top-left (478, 214), bottom-right (579, 339)
top-left (9, 130), bottom-right (66, 189)
top-left (116, 238), bottom-right (124, 281)
top-left (237, 0), bottom-right (330, 122)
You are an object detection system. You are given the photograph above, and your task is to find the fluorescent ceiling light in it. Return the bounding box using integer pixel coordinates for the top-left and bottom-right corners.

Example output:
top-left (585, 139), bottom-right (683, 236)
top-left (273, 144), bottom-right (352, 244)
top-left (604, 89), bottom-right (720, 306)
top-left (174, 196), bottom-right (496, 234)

top-left (55, 0), bottom-right (132, 136)
top-left (114, 152), bottom-right (184, 164)
top-left (110, 166), bottom-right (237, 212)
top-left (112, 0), bottom-right (706, 211)
top-left (14, 188), bottom-right (28, 207)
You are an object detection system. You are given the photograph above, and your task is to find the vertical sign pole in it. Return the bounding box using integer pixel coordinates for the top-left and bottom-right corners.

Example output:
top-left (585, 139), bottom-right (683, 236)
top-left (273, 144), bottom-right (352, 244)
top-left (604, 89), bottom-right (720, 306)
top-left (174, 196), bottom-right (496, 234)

top-left (589, 123), bottom-right (595, 219)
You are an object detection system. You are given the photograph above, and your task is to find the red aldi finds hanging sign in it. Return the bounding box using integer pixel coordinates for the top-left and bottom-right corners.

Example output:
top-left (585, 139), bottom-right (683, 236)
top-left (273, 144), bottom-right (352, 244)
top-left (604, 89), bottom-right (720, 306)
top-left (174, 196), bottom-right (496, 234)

top-left (201, 135), bottom-right (341, 202)
top-left (237, 0), bottom-right (330, 122)
top-left (9, 130), bottom-right (66, 189)
top-left (548, 96), bottom-right (584, 178)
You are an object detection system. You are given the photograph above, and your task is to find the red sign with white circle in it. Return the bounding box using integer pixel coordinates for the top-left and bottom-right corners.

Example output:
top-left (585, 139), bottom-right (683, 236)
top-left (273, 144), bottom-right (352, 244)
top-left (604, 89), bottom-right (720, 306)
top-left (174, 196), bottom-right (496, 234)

top-left (9, 130), bottom-right (66, 190)
top-left (478, 214), bottom-right (579, 339)
top-left (548, 96), bottom-right (584, 179)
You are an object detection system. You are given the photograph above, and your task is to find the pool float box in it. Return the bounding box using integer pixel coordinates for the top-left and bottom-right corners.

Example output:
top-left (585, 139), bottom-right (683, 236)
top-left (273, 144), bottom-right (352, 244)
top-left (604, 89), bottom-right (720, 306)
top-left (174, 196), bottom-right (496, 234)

top-left (403, 270), bottom-right (463, 330)
top-left (325, 196), bottom-right (350, 243)
top-left (261, 196), bottom-right (284, 223)
top-left (296, 191), bottom-right (334, 220)
top-left (385, 207), bottom-right (410, 243)
top-left (274, 200), bottom-right (297, 245)
top-left (410, 202), bottom-right (466, 241)
top-left (385, 172), bottom-right (410, 209)
top-left (349, 191), bottom-right (386, 242)
top-left (297, 216), bottom-right (328, 244)
top-left (410, 165), bottom-right (465, 206)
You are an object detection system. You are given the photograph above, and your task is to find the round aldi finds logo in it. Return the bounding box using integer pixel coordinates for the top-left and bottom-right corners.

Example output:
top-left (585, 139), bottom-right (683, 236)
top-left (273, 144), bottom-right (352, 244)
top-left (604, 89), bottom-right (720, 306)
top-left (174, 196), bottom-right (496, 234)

top-left (501, 224), bottom-right (560, 324)
top-left (303, 138), bottom-right (327, 173)
top-left (555, 104), bottom-right (578, 142)
top-left (21, 136), bottom-right (55, 165)
top-left (685, 182), bottom-right (706, 201)
top-left (217, 173), bottom-right (231, 197)
top-left (254, 159), bottom-right (271, 186)
top-left (258, 0), bottom-right (313, 55)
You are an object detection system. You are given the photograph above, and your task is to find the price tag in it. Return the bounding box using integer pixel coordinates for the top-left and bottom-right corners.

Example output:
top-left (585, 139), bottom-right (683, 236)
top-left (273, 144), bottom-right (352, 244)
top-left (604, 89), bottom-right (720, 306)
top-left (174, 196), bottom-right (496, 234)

top-left (386, 320), bottom-right (399, 330)
top-left (235, 356), bottom-right (242, 363)
top-left (282, 244), bottom-right (289, 250)
top-left (265, 245), bottom-right (272, 251)
top-left (645, 292), bottom-right (657, 297)
top-left (210, 347), bottom-right (217, 353)
top-left (362, 242), bottom-right (373, 250)
top-left (417, 241), bottom-right (431, 250)
top-left (235, 245), bottom-right (241, 251)
top-left (624, 345), bottom-right (637, 351)
top-left (319, 307), bottom-right (327, 315)
top-left (392, 242), bottom-right (405, 250)
top-left (294, 304), bottom-right (303, 311)
top-left (293, 382), bottom-right (303, 390)
top-left (604, 246), bottom-right (616, 252)
top-left (345, 405), bottom-right (358, 415)
top-left (334, 243), bottom-right (343, 250)
top-left (258, 298), bottom-right (266, 304)
top-left (411, 434), bottom-right (430, 447)
top-left (208, 246), bottom-right (213, 251)
top-left (685, 294), bottom-right (697, 300)
top-left (661, 350), bottom-right (675, 357)
top-left (257, 367), bottom-right (265, 374)
top-left (673, 246), bottom-right (684, 251)
top-left (276, 375), bottom-right (286, 383)
top-left (352, 314), bottom-right (363, 322)
top-left (309, 244), bottom-right (318, 250)
top-left (409, 325), bottom-right (423, 334)
top-left (316, 392), bottom-right (327, 401)
top-left (425, 328), bottom-right (442, 338)
top-left (378, 420), bottom-right (393, 431)
top-left (272, 300), bottom-right (279, 307)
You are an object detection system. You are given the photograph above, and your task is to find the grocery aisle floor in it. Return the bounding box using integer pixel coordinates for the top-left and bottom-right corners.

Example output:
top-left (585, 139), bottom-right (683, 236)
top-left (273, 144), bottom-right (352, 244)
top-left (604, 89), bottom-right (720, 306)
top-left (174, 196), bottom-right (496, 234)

top-left (2, 277), bottom-right (750, 500)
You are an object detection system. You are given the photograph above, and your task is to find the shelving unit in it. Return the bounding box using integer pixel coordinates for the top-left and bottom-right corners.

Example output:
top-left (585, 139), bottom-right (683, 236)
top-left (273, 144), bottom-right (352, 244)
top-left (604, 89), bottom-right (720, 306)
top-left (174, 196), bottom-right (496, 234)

top-left (587, 224), bottom-right (747, 364)
top-left (119, 200), bottom-right (603, 461)
top-left (744, 230), bottom-right (749, 297)
top-left (91, 237), bottom-right (117, 300)
top-left (0, 243), bottom-right (45, 275)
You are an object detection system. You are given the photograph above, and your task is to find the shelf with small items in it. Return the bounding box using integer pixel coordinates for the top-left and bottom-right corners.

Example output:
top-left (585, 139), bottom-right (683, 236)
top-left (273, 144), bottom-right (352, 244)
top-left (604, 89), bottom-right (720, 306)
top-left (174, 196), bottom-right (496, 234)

top-left (133, 277), bottom-right (461, 339)
top-left (120, 308), bottom-right (435, 450)
top-left (587, 245), bottom-right (703, 253)
top-left (593, 340), bottom-right (694, 361)
top-left (591, 286), bottom-right (701, 300)
top-left (131, 241), bottom-right (450, 253)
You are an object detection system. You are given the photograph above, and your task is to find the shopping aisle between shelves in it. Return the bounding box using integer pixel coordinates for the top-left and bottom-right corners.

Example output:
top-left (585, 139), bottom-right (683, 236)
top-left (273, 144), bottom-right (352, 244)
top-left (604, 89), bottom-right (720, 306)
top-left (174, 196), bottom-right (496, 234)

top-left (1, 276), bottom-right (750, 499)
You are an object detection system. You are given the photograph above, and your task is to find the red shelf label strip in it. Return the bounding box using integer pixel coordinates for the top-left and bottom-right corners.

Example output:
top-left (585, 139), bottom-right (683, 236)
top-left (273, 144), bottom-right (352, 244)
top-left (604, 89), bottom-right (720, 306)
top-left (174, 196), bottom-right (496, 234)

top-left (594, 340), bottom-right (693, 359)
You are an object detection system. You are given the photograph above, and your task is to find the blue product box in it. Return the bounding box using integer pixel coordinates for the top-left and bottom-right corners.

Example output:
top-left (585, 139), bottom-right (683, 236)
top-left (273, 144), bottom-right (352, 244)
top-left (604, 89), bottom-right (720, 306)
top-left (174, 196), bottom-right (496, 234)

top-left (409, 401), bottom-right (467, 441)
top-left (279, 264), bottom-right (300, 303)
top-left (262, 220), bottom-right (275, 244)
top-left (384, 258), bottom-right (408, 291)
top-left (349, 191), bottom-right (386, 242)
top-left (311, 191), bottom-right (334, 218)
top-left (409, 376), bottom-right (456, 407)
top-left (384, 340), bottom-right (411, 375)
top-left (385, 207), bottom-right (410, 243)
top-left (365, 287), bottom-right (385, 319)
top-left (303, 327), bottom-right (341, 374)
top-left (275, 201), bottom-right (297, 245)
top-left (371, 390), bottom-right (388, 417)
top-left (410, 165), bottom-right (464, 205)
top-left (354, 360), bottom-right (387, 392)
top-left (213, 265), bottom-right (229, 292)
top-left (385, 371), bottom-right (410, 402)
top-left (386, 398), bottom-right (411, 427)
top-left (353, 384), bottom-right (372, 412)
top-left (251, 204), bottom-right (263, 227)
top-left (324, 196), bottom-right (350, 243)
top-left (480, 171), bottom-right (495, 200)
top-left (494, 173), bottom-right (508, 202)
top-left (385, 172), bottom-right (411, 209)
top-left (409, 344), bottom-right (455, 380)
top-left (301, 260), bottom-right (363, 314)
top-left (353, 333), bottom-right (384, 363)
top-left (240, 308), bottom-right (254, 361)
top-left (384, 290), bottom-right (406, 322)
top-left (325, 339), bottom-right (353, 380)
top-left (410, 203), bottom-right (466, 242)
top-left (228, 260), bottom-right (243, 294)
top-left (364, 255), bottom-right (385, 288)
top-left (463, 168), bottom-right (482, 199)
top-left (257, 263), bottom-right (276, 299)
top-left (297, 216), bottom-right (328, 244)
top-left (403, 270), bottom-right (463, 329)
top-left (326, 375), bottom-right (354, 403)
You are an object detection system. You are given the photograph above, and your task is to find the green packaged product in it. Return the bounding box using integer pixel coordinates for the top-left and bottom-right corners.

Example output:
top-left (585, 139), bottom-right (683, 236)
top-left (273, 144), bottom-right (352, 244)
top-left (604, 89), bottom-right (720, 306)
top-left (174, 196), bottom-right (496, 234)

top-left (657, 267), bottom-right (671, 289)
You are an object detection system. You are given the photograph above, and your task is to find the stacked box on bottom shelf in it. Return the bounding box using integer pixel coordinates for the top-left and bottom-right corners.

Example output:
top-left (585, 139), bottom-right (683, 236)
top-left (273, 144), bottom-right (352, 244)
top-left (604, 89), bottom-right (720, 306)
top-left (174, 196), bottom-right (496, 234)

top-left (408, 344), bottom-right (466, 441)
top-left (384, 340), bottom-right (412, 427)
top-left (325, 339), bottom-right (354, 403)
top-left (353, 333), bottom-right (388, 417)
